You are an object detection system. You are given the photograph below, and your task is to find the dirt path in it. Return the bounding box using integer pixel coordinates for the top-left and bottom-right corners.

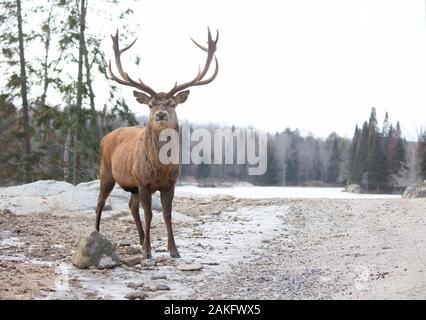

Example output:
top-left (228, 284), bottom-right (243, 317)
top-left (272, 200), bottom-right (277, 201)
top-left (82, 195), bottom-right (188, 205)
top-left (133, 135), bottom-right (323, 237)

top-left (192, 198), bottom-right (426, 299)
top-left (1, 196), bottom-right (426, 299)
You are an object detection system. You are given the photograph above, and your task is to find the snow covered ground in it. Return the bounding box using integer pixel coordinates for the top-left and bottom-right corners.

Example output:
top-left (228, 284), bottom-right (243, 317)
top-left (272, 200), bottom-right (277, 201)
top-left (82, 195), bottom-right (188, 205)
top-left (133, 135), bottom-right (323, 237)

top-left (2, 180), bottom-right (423, 300)
top-left (0, 180), bottom-right (287, 299)
top-left (175, 185), bottom-right (401, 199)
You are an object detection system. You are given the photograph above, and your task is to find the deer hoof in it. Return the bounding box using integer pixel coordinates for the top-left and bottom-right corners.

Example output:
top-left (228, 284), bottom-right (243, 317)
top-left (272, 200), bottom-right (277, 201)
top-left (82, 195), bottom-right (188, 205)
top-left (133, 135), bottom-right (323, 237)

top-left (142, 250), bottom-right (152, 259)
top-left (170, 250), bottom-right (181, 258)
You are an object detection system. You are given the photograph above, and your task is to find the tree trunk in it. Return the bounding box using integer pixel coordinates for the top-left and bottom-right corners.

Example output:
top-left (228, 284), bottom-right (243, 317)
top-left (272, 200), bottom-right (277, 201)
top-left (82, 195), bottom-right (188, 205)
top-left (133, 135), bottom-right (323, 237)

top-left (63, 129), bottom-right (72, 182)
top-left (83, 40), bottom-right (98, 138)
top-left (72, 130), bottom-right (80, 185)
top-left (40, 9), bottom-right (52, 111)
top-left (16, 0), bottom-right (32, 183)
top-left (73, 0), bottom-right (86, 185)
top-left (39, 9), bottom-right (53, 156)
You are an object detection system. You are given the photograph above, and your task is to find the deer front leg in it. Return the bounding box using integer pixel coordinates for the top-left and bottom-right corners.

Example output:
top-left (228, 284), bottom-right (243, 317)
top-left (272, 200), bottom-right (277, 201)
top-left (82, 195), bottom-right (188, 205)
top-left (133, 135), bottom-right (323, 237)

top-left (161, 184), bottom-right (180, 258)
top-left (129, 193), bottom-right (144, 246)
top-left (139, 187), bottom-right (152, 259)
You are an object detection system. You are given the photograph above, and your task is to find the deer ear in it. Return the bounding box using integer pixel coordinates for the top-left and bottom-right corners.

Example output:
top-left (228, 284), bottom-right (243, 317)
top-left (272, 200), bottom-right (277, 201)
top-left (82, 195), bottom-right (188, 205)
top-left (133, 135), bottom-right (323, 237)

top-left (175, 90), bottom-right (190, 105)
top-left (133, 91), bottom-right (151, 105)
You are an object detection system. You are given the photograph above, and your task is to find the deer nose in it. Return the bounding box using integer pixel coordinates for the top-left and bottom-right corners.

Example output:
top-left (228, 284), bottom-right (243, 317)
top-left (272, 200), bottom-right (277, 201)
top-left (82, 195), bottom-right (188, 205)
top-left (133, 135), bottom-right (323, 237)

top-left (155, 111), bottom-right (168, 121)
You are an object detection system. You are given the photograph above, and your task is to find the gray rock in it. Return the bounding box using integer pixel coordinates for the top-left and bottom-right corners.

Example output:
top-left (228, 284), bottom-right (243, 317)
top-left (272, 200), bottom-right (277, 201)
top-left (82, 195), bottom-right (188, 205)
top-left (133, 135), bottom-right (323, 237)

top-left (345, 184), bottom-right (361, 194)
top-left (72, 231), bottom-right (120, 269)
top-left (122, 256), bottom-right (141, 267)
top-left (151, 275), bottom-right (167, 280)
top-left (127, 282), bottom-right (144, 289)
top-left (403, 182), bottom-right (426, 198)
top-left (157, 284), bottom-right (170, 291)
top-left (124, 290), bottom-right (147, 300)
top-left (126, 246), bottom-right (141, 255)
top-left (177, 262), bottom-right (203, 271)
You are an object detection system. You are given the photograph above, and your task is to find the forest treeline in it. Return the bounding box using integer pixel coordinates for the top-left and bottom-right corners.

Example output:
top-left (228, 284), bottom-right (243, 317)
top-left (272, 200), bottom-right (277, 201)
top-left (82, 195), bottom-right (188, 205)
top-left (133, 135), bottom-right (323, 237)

top-left (0, 0), bottom-right (138, 185)
top-left (178, 108), bottom-right (422, 191)
top-left (1, 0), bottom-right (426, 191)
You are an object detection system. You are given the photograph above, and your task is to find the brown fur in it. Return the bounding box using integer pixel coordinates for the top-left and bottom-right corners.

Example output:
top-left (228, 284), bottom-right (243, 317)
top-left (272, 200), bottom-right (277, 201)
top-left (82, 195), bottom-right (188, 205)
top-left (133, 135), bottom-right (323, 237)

top-left (96, 29), bottom-right (219, 259)
top-left (95, 97), bottom-right (183, 259)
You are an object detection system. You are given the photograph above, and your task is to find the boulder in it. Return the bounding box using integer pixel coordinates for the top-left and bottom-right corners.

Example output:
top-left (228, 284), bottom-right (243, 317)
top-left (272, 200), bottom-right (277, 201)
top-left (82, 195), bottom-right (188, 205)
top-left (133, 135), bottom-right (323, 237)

top-left (402, 182), bottom-right (426, 198)
top-left (72, 231), bottom-right (120, 269)
top-left (345, 184), bottom-right (361, 194)
top-left (0, 179), bottom-right (163, 215)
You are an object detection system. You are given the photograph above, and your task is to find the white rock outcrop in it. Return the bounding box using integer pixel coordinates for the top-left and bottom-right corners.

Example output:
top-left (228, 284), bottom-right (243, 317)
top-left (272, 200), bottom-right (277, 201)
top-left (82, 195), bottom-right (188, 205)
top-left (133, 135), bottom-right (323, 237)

top-left (0, 180), bottom-right (163, 216)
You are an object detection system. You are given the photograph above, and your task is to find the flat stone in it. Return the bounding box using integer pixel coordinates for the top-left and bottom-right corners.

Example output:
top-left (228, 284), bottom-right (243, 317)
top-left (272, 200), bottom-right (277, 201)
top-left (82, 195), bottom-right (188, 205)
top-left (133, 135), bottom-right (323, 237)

top-left (177, 263), bottom-right (203, 271)
top-left (124, 290), bottom-right (147, 300)
top-left (157, 284), bottom-right (170, 291)
top-left (126, 246), bottom-right (141, 255)
top-left (127, 282), bottom-right (144, 289)
top-left (122, 256), bottom-right (141, 267)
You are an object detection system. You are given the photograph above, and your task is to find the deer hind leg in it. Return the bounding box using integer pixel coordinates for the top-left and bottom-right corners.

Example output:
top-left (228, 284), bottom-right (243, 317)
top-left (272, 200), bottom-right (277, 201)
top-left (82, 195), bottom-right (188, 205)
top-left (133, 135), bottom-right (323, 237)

top-left (139, 187), bottom-right (152, 259)
top-left (95, 178), bottom-right (115, 232)
top-left (129, 193), bottom-right (144, 246)
top-left (161, 185), bottom-right (180, 258)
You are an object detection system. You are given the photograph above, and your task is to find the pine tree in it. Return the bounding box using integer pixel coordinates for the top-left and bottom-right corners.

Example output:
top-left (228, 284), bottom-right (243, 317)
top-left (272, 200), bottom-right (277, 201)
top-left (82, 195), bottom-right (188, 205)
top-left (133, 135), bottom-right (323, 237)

top-left (195, 163), bottom-right (211, 180)
top-left (285, 134), bottom-right (300, 185)
top-left (0, 0), bottom-right (34, 182)
top-left (354, 121), bottom-right (369, 185)
top-left (0, 95), bottom-right (21, 184)
top-left (312, 141), bottom-right (323, 181)
top-left (263, 137), bottom-right (282, 185)
top-left (416, 132), bottom-right (426, 180)
top-left (394, 122), bottom-right (407, 176)
top-left (326, 136), bottom-right (341, 184)
top-left (365, 108), bottom-right (389, 190)
top-left (348, 125), bottom-right (360, 184)
top-left (367, 131), bottom-right (388, 190)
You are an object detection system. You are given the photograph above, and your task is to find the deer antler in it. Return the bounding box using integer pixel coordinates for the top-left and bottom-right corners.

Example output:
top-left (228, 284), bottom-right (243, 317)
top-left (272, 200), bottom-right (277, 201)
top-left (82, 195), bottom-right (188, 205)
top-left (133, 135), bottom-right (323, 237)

top-left (108, 29), bottom-right (157, 97)
top-left (167, 27), bottom-right (219, 97)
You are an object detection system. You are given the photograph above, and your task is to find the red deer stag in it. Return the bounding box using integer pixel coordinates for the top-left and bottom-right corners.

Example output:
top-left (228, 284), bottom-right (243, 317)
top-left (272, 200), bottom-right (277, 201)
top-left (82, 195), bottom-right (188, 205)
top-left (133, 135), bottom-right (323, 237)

top-left (95, 28), bottom-right (219, 259)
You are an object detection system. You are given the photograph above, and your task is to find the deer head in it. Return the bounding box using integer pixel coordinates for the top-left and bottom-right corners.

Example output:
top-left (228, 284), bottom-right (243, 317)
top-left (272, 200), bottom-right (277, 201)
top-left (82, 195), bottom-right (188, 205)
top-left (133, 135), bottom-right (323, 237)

top-left (109, 28), bottom-right (219, 131)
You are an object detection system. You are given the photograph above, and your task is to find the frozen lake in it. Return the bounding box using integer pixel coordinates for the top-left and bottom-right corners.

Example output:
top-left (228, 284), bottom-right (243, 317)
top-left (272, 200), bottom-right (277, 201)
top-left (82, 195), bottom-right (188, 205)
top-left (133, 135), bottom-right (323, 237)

top-left (175, 186), bottom-right (401, 199)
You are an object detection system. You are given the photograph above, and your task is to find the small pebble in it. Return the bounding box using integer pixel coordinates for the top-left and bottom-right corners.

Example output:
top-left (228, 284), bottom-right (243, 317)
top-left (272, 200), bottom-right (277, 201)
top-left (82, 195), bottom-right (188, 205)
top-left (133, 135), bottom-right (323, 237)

top-left (157, 284), bottom-right (170, 291)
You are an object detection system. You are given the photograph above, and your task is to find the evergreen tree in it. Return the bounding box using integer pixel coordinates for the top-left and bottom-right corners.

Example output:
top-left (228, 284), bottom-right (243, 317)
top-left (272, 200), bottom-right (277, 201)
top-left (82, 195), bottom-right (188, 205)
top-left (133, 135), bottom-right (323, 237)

top-left (347, 108), bottom-right (407, 191)
top-left (367, 131), bottom-right (388, 190)
top-left (262, 138), bottom-right (282, 185)
top-left (0, 0), bottom-right (34, 182)
top-left (394, 122), bottom-right (407, 176)
top-left (326, 137), bottom-right (341, 184)
top-left (195, 163), bottom-right (211, 180)
top-left (285, 134), bottom-right (300, 185)
top-left (0, 95), bottom-right (21, 184)
top-left (365, 108), bottom-right (389, 190)
top-left (354, 121), bottom-right (369, 185)
top-left (348, 125), bottom-right (360, 184)
top-left (312, 141), bottom-right (323, 181)
top-left (416, 132), bottom-right (426, 180)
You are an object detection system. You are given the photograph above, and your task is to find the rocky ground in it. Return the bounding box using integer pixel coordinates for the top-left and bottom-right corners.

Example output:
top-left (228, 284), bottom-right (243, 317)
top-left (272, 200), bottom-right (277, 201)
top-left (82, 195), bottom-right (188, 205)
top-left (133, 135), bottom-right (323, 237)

top-left (1, 188), bottom-right (426, 299)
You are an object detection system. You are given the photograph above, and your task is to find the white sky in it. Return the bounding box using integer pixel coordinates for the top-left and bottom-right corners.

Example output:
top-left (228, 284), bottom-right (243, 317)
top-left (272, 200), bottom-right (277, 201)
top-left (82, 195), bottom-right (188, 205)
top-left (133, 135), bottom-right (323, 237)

top-left (99, 0), bottom-right (426, 140)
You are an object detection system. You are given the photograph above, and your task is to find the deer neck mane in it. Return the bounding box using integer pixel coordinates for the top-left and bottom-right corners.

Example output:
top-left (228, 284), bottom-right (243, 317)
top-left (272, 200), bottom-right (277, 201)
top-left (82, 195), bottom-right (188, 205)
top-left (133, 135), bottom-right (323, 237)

top-left (143, 120), bottom-right (179, 161)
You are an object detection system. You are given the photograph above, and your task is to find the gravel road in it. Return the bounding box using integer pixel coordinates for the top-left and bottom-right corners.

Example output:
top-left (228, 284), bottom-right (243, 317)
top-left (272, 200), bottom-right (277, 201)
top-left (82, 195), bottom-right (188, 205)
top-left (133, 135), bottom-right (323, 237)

top-left (1, 195), bottom-right (426, 300)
